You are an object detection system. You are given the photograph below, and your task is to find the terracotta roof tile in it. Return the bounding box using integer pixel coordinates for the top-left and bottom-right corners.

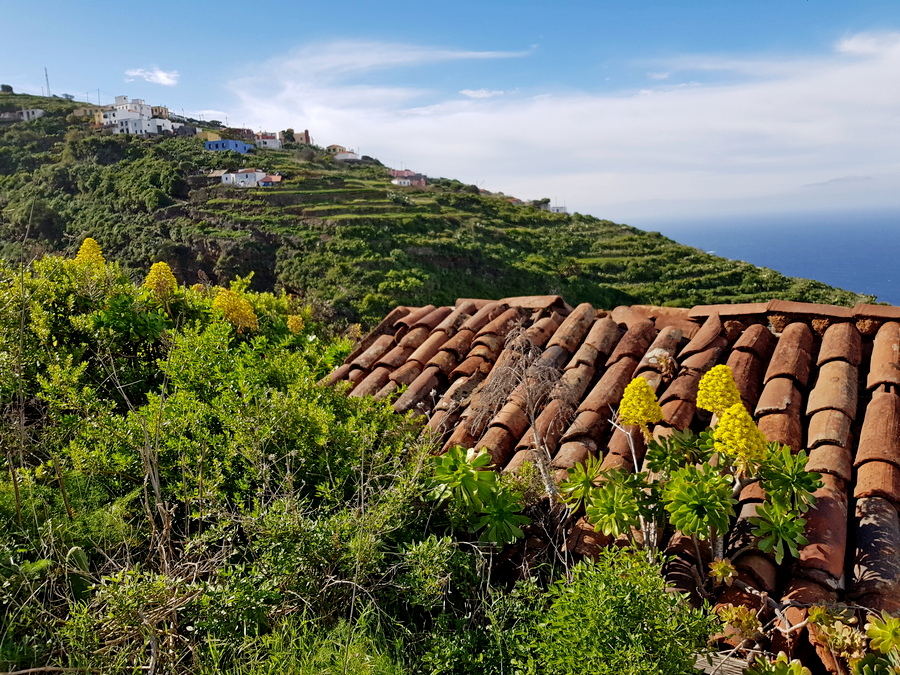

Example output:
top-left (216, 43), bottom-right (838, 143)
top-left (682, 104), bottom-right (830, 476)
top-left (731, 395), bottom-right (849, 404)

top-left (767, 299), bottom-right (854, 319)
top-left (756, 377), bottom-right (802, 416)
top-left (434, 302), bottom-right (476, 334)
top-left (459, 301), bottom-right (503, 332)
top-left (680, 314), bottom-right (723, 359)
top-left (807, 410), bottom-right (853, 449)
top-left (343, 306), bottom-right (410, 363)
top-left (764, 322), bottom-right (815, 387)
top-left (498, 295), bottom-right (571, 312)
top-left (807, 444), bottom-right (853, 484)
top-left (376, 344), bottom-right (416, 369)
top-left (560, 410), bottom-right (609, 443)
top-left (439, 330), bottom-right (476, 361)
top-left (732, 323), bottom-right (776, 360)
top-left (659, 369), bottom-right (702, 405)
top-left (817, 322), bottom-right (862, 366)
top-left (855, 461), bottom-right (900, 502)
top-left (349, 366), bottom-right (391, 398)
top-left (621, 305), bottom-right (700, 338)
top-left (551, 439), bottom-right (594, 470)
top-left (394, 305), bottom-right (436, 334)
top-left (725, 349), bottom-right (764, 409)
top-left (546, 303), bottom-right (596, 352)
top-left (321, 362), bottom-right (352, 386)
top-left (757, 412), bottom-right (803, 451)
top-left (689, 302), bottom-right (770, 319)
top-left (867, 322), bottom-right (900, 389)
top-left (568, 317), bottom-right (620, 368)
top-left (855, 390), bottom-right (900, 467)
top-left (475, 307), bottom-right (525, 339)
top-left (579, 357), bottom-right (639, 413)
top-left (524, 315), bottom-right (563, 347)
top-left (679, 337), bottom-right (728, 371)
top-left (850, 496), bottom-right (900, 599)
top-left (798, 480), bottom-right (848, 586)
top-left (606, 320), bottom-right (655, 365)
top-left (411, 306), bottom-right (453, 331)
top-left (853, 303), bottom-right (900, 320)
top-left (476, 424), bottom-right (519, 466)
top-left (389, 360), bottom-right (423, 386)
top-left (350, 333), bottom-right (396, 370)
top-left (636, 326), bottom-right (683, 374)
top-left (407, 330), bottom-right (450, 366)
top-left (806, 360), bottom-right (858, 419)
top-left (660, 398), bottom-right (696, 430)
top-left (398, 325), bottom-right (431, 348)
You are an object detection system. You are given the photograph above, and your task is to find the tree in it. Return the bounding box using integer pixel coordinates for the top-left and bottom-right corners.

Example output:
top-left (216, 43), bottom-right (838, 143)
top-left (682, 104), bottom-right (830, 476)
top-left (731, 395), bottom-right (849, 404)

top-left (281, 128), bottom-right (296, 143)
top-left (1, 84), bottom-right (13, 93)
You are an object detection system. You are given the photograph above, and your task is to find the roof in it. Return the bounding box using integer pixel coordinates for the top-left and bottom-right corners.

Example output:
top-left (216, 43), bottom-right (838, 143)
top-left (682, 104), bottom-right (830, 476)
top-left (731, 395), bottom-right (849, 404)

top-left (323, 295), bottom-right (900, 665)
top-left (260, 174), bottom-right (282, 183)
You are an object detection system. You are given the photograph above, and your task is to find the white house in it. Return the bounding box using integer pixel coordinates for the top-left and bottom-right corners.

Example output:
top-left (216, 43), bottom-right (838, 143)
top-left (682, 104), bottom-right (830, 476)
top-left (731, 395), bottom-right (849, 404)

top-left (17, 109), bottom-right (44, 121)
top-left (334, 151), bottom-right (360, 161)
top-left (255, 132), bottom-right (282, 150)
top-left (550, 206), bottom-right (568, 214)
top-left (391, 178), bottom-right (412, 187)
top-left (113, 117), bottom-right (173, 135)
top-left (114, 96), bottom-right (153, 118)
top-left (221, 168), bottom-right (267, 187)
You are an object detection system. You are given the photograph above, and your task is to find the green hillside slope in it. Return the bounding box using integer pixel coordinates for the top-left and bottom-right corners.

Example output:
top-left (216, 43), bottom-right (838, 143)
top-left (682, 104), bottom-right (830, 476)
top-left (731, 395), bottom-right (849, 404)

top-left (0, 92), bottom-right (873, 323)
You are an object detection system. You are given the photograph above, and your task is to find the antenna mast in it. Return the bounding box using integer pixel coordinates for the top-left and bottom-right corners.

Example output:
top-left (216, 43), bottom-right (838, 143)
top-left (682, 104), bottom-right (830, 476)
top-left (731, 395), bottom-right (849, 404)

top-left (44, 68), bottom-right (51, 97)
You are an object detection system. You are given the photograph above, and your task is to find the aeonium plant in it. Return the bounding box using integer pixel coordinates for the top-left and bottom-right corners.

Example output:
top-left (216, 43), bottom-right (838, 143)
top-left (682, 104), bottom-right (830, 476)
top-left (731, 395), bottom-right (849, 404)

top-left (560, 364), bottom-right (823, 580)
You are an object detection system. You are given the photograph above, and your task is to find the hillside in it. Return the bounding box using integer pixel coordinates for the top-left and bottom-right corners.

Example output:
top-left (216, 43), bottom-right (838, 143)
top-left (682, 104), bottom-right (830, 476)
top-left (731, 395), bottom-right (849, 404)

top-left (0, 92), bottom-right (874, 324)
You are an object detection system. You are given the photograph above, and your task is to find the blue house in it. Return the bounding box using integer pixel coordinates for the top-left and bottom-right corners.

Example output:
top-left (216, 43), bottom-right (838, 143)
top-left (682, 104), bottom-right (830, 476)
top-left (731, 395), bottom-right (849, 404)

top-left (205, 139), bottom-right (253, 154)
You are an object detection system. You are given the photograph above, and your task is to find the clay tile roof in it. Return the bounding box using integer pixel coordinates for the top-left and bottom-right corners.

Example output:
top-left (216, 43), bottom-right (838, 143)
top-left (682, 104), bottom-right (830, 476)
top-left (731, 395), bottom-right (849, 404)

top-left (324, 296), bottom-right (900, 638)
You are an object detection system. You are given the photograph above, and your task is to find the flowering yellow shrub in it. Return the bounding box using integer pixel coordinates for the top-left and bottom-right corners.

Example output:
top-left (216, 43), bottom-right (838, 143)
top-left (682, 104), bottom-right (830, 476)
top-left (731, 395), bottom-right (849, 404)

top-left (213, 289), bottom-right (258, 331)
top-left (73, 238), bottom-right (105, 265)
top-left (697, 365), bottom-right (742, 415)
top-left (286, 314), bottom-right (305, 335)
top-left (142, 262), bottom-right (177, 300)
top-left (713, 402), bottom-right (768, 473)
top-left (619, 377), bottom-right (663, 428)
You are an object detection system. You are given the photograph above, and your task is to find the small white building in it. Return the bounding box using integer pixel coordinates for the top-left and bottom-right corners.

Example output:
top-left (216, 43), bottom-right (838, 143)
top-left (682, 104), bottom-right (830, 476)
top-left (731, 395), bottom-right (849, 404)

top-left (550, 206), bottom-right (568, 214)
top-left (255, 133), bottom-right (282, 150)
top-left (17, 109), bottom-right (44, 121)
top-left (113, 117), bottom-right (173, 135)
top-left (334, 151), bottom-right (360, 161)
top-left (114, 96), bottom-right (153, 118)
top-left (221, 168), bottom-right (267, 187)
top-left (391, 178), bottom-right (412, 187)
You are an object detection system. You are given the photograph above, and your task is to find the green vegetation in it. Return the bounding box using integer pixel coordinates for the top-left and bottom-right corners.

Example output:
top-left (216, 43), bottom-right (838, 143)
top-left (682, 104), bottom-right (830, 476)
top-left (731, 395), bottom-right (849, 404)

top-left (0, 92), bottom-right (873, 328)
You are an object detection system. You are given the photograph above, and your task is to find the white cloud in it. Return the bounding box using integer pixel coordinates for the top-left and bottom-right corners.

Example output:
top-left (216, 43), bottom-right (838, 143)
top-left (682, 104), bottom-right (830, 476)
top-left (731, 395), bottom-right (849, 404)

top-left (228, 33), bottom-right (900, 225)
top-left (646, 71), bottom-right (669, 80)
top-left (124, 67), bottom-right (180, 86)
top-left (460, 89), bottom-right (505, 99)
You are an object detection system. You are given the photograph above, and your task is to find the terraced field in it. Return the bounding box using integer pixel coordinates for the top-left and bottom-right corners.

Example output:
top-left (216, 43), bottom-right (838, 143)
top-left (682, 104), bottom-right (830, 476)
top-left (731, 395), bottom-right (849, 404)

top-left (0, 97), bottom-right (873, 323)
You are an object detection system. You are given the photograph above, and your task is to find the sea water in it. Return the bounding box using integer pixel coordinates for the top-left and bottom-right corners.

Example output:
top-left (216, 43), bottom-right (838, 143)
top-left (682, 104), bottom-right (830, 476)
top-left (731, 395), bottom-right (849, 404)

top-left (649, 209), bottom-right (900, 306)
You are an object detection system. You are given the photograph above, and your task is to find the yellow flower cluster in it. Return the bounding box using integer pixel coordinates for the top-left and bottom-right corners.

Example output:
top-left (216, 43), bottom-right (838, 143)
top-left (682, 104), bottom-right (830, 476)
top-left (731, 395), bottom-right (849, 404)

top-left (286, 314), bottom-right (305, 335)
top-left (142, 262), bottom-right (177, 300)
top-left (713, 403), bottom-right (768, 472)
top-left (619, 377), bottom-right (663, 428)
top-left (697, 365), bottom-right (742, 415)
top-left (73, 238), bottom-right (105, 265)
top-left (213, 289), bottom-right (258, 331)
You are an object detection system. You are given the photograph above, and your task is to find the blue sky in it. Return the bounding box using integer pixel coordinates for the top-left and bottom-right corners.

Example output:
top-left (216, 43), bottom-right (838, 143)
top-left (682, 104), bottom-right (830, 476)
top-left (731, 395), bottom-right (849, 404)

top-left (3, 1), bottom-right (900, 228)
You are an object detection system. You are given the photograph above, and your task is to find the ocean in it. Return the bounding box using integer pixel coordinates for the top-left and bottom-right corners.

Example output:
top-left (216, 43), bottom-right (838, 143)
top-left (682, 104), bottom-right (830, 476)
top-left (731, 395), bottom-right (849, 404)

top-left (648, 209), bottom-right (900, 306)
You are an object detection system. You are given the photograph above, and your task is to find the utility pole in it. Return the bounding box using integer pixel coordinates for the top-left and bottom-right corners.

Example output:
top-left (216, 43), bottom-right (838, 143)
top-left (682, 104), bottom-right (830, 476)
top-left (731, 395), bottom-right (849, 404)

top-left (44, 67), bottom-right (51, 97)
